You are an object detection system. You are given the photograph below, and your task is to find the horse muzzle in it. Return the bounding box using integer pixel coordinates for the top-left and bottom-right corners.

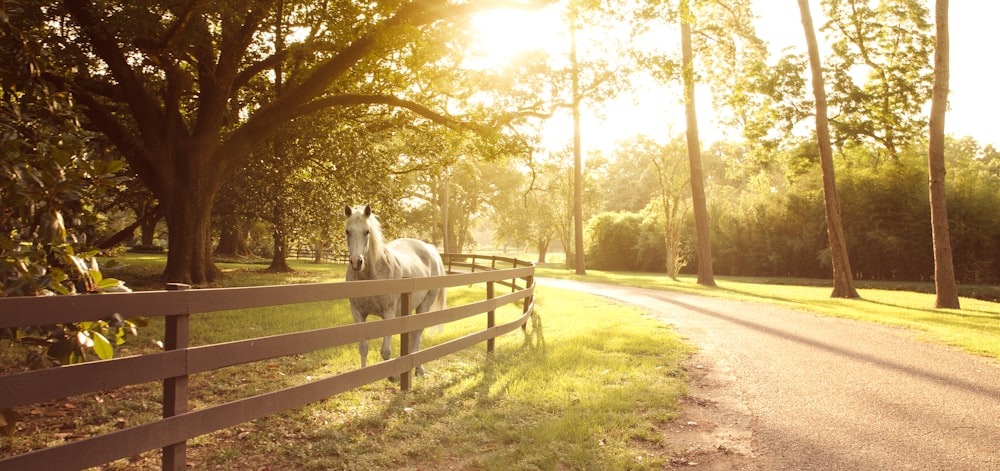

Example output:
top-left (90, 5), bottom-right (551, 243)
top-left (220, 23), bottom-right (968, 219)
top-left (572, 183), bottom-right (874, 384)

top-left (350, 256), bottom-right (364, 271)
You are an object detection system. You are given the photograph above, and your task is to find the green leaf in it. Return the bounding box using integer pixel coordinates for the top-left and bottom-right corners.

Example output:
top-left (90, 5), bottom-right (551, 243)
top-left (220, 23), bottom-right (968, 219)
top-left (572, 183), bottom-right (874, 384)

top-left (91, 332), bottom-right (113, 360)
top-left (106, 159), bottom-right (125, 174)
top-left (89, 268), bottom-right (103, 284)
top-left (96, 276), bottom-right (120, 289)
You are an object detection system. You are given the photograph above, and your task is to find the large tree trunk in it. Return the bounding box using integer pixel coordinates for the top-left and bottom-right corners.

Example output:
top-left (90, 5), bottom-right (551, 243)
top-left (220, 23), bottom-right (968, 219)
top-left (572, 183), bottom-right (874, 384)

top-left (680, 2), bottom-right (716, 287)
top-left (215, 215), bottom-right (252, 257)
top-left (137, 198), bottom-right (161, 247)
top-left (139, 213), bottom-right (159, 247)
top-left (927, 0), bottom-right (960, 309)
top-left (797, 0), bottom-right (860, 299)
top-left (266, 6), bottom-right (292, 274)
top-left (161, 180), bottom-right (222, 285)
top-left (267, 198), bottom-right (292, 272)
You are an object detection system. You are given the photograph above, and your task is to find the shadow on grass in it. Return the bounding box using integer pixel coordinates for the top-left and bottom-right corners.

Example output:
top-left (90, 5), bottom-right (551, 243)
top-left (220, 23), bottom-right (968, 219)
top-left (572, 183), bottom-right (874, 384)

top-left (255, 303), bottom-right (690, 471)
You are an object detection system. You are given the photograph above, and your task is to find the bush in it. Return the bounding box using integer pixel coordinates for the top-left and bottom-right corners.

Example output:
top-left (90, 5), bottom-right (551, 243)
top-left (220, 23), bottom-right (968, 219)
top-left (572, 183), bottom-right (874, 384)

top-left (585, 211), bottom-right (667, 272)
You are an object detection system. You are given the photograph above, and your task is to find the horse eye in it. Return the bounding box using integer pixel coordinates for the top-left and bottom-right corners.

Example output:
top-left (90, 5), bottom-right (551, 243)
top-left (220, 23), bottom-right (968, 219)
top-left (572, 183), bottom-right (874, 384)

top-left (364, 230), bottom-right (370, 236)
top-left (345, 230), bottom-right (350, 236)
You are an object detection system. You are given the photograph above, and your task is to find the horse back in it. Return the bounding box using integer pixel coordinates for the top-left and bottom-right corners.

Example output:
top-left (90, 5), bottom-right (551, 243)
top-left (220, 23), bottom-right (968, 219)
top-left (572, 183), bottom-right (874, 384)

top-left (386, 238), bottom-right (444, 278)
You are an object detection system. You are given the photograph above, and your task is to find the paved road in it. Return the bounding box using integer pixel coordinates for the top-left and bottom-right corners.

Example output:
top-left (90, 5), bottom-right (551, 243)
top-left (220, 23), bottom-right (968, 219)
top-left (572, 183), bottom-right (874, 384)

top-left (538, 279), bottom-right (1000, 470)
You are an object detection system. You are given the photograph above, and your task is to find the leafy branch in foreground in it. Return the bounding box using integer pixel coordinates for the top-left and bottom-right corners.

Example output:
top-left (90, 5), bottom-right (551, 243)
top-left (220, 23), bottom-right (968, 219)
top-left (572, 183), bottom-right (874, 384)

top-left (1, 12), bottom-right (143, 369)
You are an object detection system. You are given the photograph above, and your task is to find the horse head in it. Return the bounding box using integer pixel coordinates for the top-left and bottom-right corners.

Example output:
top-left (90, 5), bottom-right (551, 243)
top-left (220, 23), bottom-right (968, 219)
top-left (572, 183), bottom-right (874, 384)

top-left (344, 204), bottom-right (373, 271)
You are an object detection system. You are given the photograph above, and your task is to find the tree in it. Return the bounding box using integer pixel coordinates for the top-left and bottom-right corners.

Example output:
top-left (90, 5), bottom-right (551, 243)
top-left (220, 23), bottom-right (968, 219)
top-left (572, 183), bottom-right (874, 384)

top-left (926, 0), bottom-right (959, 309)
top-left (27, 0), bottom-right (554, 284)
top-left (610, 135), bottom-right (690, 277)
top-left (821, 0), bottom-right (934, 161)
top-left (797, 0), bottom-right (860, 298)
top-left (679, 0), bottom-right (716, 286)
top-left (650, 138), bottom-right (691, 279)
top-left (569, 7), bottom-right (586, 274)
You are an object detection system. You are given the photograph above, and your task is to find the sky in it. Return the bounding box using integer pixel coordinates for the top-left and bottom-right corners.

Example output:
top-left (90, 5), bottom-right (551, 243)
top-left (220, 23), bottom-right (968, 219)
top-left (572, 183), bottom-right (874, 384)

top-left (472, 1), bottom-right (1000, 154)
top-left (753, 1), bottom-right (1000, 150)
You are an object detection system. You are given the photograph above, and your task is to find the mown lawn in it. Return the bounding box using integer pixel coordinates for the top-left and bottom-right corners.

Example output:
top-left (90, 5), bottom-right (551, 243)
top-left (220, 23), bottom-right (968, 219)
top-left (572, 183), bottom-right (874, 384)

top-left (536, 267), bottom-right (1000, 361)
top-left (2, 254), bottom-right (694, 470)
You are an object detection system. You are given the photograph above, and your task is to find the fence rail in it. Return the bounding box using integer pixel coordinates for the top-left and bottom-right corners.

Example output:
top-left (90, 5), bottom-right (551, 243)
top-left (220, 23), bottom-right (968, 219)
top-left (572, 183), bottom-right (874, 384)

top-left (0, 254), bottom-right (534, 471)
top-left (292, 247), bottom-right (349, 263)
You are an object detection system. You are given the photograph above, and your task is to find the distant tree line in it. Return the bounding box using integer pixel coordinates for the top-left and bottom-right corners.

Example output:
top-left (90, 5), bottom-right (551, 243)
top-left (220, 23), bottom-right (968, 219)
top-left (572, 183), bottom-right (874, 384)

top-left (583, 136), bottom-right (1000, 285)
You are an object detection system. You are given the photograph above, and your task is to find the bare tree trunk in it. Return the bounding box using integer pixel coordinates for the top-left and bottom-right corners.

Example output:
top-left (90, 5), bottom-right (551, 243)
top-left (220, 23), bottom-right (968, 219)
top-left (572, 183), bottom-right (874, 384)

top-left (680, 1), bottom-right (715, 287)
top-left (797, 0), bottom-right (860, 299)
top-left (537, 238), bottom-right (549, 264)
top-left (570, 11), bottom-right (586, 275)
top-left (927, 0), bottom-right (960, 309)
top-left (652, 159), bottom-right (679, 279)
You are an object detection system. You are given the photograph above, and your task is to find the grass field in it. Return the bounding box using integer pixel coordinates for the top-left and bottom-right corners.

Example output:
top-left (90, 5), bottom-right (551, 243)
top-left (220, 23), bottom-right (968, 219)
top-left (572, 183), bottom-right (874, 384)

top-left (534, 266), bottom-right (1000, 361)
top-left (2, 254), bottom-right (694, 470)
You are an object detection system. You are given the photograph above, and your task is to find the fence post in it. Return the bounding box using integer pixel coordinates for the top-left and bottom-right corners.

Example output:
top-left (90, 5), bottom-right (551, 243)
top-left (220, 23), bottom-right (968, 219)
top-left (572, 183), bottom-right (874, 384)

top-left (163, 283), bottom-right (191, 471)
top-left (399, 291), bottom-right (412, 391)
top-left (487, 281), bottom-right (496, 354)
top-left (522, 275), bottom-right (534, 332)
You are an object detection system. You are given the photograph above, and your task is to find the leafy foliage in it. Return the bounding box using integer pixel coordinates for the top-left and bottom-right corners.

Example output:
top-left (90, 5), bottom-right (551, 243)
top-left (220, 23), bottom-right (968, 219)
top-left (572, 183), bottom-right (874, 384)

top-left (1, 11), bottom-right (141, 370)
top-left (585, 210), bottom-right (666, 272)
top-left (821, 0), bottom-right (934, 160)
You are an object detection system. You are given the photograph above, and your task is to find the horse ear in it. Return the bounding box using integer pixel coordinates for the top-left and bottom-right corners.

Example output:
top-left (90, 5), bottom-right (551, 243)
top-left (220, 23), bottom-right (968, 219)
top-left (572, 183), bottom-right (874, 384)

top-left (364, 205), bottom-right (372, 217)
top-left (344, 204), bottom-right (352, 217)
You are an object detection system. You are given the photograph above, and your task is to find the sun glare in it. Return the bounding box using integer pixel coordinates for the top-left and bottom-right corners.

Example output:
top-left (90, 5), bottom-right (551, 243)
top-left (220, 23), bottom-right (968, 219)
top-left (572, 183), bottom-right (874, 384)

top-left (468, 7), bottom-right (566, 68)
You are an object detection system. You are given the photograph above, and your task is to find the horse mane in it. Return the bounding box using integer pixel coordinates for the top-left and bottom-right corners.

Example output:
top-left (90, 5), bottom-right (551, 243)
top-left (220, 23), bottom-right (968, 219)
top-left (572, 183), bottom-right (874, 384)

top-left (364, 211), bottom-right (396, 272)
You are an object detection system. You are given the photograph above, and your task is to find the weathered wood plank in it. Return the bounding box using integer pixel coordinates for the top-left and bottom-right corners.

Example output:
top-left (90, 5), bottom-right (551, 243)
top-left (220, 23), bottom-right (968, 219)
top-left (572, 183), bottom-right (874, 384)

top-left (0, 350), bottom-right (186, 409)
top-left (0, 270), bottom-right (532, 329)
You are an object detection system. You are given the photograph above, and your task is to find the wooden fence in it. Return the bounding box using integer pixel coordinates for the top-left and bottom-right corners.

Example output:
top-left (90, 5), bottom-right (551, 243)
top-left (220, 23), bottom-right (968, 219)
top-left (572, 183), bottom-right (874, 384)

top-left (0, 254), bottom-right (534, 471)
top-left (292, 247), bottom-right (349, 263)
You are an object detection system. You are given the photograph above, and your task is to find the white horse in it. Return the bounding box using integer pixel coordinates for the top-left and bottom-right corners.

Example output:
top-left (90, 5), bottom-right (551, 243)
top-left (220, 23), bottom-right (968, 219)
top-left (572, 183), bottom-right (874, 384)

top-left (343, 204), bottom-right (446, 376)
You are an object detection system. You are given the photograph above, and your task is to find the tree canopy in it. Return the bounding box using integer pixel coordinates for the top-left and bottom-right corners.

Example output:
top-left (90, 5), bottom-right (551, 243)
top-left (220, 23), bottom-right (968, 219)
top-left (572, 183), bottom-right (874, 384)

top-left (12, 0), bottom-right (555, 284)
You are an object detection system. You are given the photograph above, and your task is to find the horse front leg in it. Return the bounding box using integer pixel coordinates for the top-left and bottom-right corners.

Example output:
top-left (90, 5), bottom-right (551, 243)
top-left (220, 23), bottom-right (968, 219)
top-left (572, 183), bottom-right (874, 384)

top-left (380, 307), bottom-right (393, 362)
top-left (410, 329), bottom-right (425, 376)
top-left (350, 303), bottom-right (368, 368)
top-left (358, 339), bottom-right (369, 368)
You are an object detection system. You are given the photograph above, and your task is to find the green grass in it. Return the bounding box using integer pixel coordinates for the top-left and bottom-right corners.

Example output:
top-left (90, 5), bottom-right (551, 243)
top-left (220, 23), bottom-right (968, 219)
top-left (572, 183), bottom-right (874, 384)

top-left (3, 253), bottom-right (694, 470)
top-left (536, 267), bottom-right (1000, 361)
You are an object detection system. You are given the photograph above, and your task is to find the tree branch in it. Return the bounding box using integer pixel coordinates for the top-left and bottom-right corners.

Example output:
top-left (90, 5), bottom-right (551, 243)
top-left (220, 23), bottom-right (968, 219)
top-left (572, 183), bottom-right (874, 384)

top-left (62, 0), bottom-right (168, 150)
top-left (292, 94), bottom-right (464, 129)
top-left (220, 0), bottom-right (555, 165)
top-left (41, 72), bottom-right (159, 189)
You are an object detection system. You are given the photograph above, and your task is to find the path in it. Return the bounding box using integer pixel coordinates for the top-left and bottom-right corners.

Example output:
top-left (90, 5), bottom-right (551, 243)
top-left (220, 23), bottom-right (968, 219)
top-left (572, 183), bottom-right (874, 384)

top-left (538, 279), bottom-right (1000, 470)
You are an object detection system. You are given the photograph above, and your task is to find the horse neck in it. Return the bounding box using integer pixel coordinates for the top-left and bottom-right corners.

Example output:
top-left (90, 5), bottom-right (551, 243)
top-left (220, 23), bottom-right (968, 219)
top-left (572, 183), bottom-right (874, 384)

top-left (364, 232), bottom-right (399, 278)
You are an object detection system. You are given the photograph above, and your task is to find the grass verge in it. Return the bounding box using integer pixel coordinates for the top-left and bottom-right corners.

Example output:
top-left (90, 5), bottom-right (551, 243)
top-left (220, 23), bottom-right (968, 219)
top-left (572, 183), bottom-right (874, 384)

top-left (2, 254), bottom-right (694, 470)
top-left (536, 267), bottom-right (1000, 361)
